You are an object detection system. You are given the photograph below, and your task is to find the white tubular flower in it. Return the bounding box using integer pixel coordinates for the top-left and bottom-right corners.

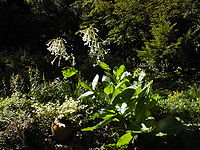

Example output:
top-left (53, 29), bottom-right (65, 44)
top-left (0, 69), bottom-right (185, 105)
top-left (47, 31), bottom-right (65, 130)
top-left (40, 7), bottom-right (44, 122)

top-left (46, 37), bottom-right (75, 66)
top-left (79, 27), bottom-right (109, 64)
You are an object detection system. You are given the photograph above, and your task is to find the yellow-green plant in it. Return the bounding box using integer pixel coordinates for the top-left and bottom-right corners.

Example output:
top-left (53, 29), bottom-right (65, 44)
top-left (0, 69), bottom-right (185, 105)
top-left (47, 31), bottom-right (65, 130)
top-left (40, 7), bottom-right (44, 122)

top-left (159, 86), bottom-right (200, 124)
top-left (77, 62), bottom-right (158, 147)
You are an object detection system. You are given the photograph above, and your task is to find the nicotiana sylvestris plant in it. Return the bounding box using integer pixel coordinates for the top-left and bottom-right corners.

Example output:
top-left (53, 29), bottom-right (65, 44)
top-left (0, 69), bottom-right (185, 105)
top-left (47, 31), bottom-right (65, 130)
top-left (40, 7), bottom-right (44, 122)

top-left (77, 62), bottom-right (185, 147)
top-left (79, 26), bottom-right (109, 65)
top-left (46, 37), bottom-right (75, 66)
top-left (77, 62), bottom-right (158, 146)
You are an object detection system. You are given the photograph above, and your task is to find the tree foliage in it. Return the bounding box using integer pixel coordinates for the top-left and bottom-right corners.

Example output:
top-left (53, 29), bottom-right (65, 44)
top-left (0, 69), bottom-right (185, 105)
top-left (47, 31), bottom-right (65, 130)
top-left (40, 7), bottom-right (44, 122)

top-left (1, 0), bottom-right (200, 86)
top-left (81, 0), bottom-right (200, 84)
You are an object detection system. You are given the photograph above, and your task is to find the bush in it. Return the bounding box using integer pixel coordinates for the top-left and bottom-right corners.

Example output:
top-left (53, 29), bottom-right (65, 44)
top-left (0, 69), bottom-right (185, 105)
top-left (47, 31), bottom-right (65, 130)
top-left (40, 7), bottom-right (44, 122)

top-left (158, 86), bottom-right (200, 124)
top-left (0, 93), bottom-right (85, 149)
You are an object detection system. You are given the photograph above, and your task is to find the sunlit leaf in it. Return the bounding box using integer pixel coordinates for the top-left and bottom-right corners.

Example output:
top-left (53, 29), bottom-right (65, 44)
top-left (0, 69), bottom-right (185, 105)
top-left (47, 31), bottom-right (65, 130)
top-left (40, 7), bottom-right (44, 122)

top-left (120, 71), bottom-right (132, 81)
top-left (82, 117), bottom-right (114, 131)
top-left (138, 71), bottom-right (146, 82)
top-left (116, 102), bottom-right (128, 115)
top-left (99, 62), bottom-right (111, 71)
top-left (116, 132), bottom-right (133, 146)
top-left (113, 65), bottom-right (125, 80)
top-left (92, 74), bottom-right (99, 90)
top-left (102, 75), bottom-right (111, 83)
top-left (141, 123), bottom-right (152, 132)
top-left (102, 114), bottom-right (116, 119)
top-left (104, 84), bottom-right (114, 95)
top-left (62, 68), bottom-right (78, 78)
top-left (156, 132), bottom-right (167, 137)
top-left (80, 82), bottom-right (93, 91)
top-left (78, 91), bottom-right (94, 99)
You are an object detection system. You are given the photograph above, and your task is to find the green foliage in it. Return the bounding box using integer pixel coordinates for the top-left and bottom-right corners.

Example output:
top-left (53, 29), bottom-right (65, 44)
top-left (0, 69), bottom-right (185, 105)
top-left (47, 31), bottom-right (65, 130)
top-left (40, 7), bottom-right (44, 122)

top-left (0, 93), bottom-right (85, 149)
top-left (26, 67), bottom-right (78, 103)
top-left (81, 0), bottom-right (149, 46)
top-left (62, 67), bottom-right (78, 78)
top-left (116, 132), bottom-right (132, 147)
top-left (136, 0), bottom-right (190, 78)
top-left (158, 86), bottom-right (200, 124)
top-left (1, 0), bottom-right (200, 149)
top-left (81, 0), bottom-right (200, 84)
top-left (0, 96), bottom-right (35, 148)
top-left (80, 62), bottom-right (158, 146)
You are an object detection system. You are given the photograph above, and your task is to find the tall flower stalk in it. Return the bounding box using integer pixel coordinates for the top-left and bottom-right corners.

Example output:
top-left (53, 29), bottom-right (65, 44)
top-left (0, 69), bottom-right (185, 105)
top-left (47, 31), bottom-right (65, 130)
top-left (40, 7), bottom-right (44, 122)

top-left (79, 26), bottom-right (109, 65)
top-left (46, 37), bottom-right (75, 66)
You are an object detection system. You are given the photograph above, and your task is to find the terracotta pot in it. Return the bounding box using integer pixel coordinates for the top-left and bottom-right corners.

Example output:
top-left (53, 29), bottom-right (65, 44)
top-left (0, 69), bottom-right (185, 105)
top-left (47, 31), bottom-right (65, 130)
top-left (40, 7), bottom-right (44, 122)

top-left (51, 121), bottom-right (72, 142)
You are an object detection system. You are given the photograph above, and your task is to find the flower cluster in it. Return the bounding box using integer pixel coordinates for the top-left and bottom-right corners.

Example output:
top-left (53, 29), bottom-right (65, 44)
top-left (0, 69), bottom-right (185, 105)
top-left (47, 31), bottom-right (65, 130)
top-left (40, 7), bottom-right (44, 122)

top-left (80, 27), bottom-right (109, 64)
top-left (46, 37), bottom-right (75, 66)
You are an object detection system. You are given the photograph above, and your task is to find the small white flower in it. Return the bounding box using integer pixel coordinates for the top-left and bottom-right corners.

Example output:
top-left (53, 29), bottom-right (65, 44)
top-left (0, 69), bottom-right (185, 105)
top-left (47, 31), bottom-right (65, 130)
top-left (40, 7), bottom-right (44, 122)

top-left (46, 37), bottom-right (75, 66)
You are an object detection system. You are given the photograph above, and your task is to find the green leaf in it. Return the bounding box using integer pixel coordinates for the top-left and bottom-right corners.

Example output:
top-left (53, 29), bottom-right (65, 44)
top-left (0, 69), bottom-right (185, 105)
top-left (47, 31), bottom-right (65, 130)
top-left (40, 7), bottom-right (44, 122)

top-left (104, 84), bottom-right (114, 95)
top-left (113, 65), bottom-right (125, 80)
top-left (78, 91), bottom-right (94, 99)
top-left (141, 123), bottom-right (153, 132)
top-left (82, 117), bottom-right (114, 131)
top-left (98, 109), bottom-right (116, 118)
top-left (116, 132), bottom-right (133, 146)
top-left (115, 80), bottom-right (126, 90)
top-left (134, 81), bottom-right (153, 121)
top-left (99, 62), bottom-right (111, 71)
top-left (81, 126), bottom-right (96, 131)
top-left (112, 85), bottom-right (136, 104)
top-left (80, 82), bottom-right (93, 91)
top-left (62, 68), bottom-right (78, 78)
top-left (156, 132), bottom-right (167, 137)
top-left (120, 71), bottom-right (132, 81)
top-left (92, 74), bottom-right (99, 90)
top-left (102, 114), bottom-right (116, 119)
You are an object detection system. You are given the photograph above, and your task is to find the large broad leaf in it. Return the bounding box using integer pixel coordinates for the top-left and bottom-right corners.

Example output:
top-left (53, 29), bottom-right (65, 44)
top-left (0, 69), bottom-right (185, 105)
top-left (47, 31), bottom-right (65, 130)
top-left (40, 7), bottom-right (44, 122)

top-left (99, 62), bottom-right (111, 71)
top-left (104, 84), bottom-right (114, 95)
top-left (80, 81), bottom-right (93, 91)
top-left (82, 116), bottom-right (114, 131)
top-left (62, 68), bottom-right (78, 78)
top-left (112, 85), bottom-right (137, 104)
top-left (92, 74), bottom-right (99, 90)
top-left (116, 132), bottom-right (133, 146)
top-left (135, 81), bottom-right (153, 121)
top-left (78, 91), bottom-right (94, 99)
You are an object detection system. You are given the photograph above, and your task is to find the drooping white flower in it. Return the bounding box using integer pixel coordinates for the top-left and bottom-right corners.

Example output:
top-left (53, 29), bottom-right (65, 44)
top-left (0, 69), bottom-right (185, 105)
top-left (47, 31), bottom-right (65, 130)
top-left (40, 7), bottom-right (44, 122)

top-left (79, 27), bottom-right (109, 64)
top-left (46, 37), bottom-right (75, 66)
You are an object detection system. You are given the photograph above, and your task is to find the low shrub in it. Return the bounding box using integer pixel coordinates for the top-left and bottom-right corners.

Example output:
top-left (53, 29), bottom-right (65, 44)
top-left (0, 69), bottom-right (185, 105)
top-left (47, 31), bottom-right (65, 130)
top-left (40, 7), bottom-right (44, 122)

top-left (0, 93), bottom-right (85, 149)
top-left (158, 86), bottom-right (200, 124)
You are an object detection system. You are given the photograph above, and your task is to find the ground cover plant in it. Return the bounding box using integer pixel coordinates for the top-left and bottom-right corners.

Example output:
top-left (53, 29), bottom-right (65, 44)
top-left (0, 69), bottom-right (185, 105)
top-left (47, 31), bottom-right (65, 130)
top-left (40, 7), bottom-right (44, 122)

top-left (1, 62), bottom-right (199, 150)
